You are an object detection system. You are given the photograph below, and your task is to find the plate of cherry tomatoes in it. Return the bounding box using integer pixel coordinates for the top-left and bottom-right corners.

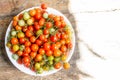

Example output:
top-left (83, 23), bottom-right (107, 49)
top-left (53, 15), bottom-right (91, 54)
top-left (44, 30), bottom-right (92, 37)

top-left (5, 3), bottom-right (75, 76)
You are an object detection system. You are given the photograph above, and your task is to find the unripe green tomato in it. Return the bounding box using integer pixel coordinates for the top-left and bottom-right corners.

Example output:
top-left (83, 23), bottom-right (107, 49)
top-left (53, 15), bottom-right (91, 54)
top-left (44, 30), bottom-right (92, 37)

top-left (27, 19), bottom-right (33, 25)
top-left (37, 68), bottom-right (43, 74)
top-left (43, 13), bottom-right (48, 19)
top-left (35, 62), bottom-right (41, 70)
top-left (54, 57), bottom-right (61, 62)
top-left (19, 45), bottom-right (25, 51)
top-left (48, 56), bottom-right (54, 61)
top-left (23, 12), bottom-right (30, 20)
top-left (18, 20), bottom-right (25, 26)
top-left (17, 32), bottom-right (25, 38)
top-left (12, 54), bottom-right (19, 60)
top-left (36, 30), bottom-right (43, 36)
top-left (11, 30), bottom-right (17, 36)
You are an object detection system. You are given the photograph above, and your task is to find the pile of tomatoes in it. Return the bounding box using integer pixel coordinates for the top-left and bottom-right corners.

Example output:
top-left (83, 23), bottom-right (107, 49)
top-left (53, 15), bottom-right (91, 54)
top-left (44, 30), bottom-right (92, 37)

top-left (6, 3), bottom-right (72, 74)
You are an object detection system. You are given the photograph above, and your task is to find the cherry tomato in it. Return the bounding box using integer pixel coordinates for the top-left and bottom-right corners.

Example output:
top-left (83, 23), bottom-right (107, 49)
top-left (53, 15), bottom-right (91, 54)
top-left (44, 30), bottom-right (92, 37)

top-left (35, 39), bottom-right (42, 46)
top-left (24, 47), bottom-right (31, 53)
top-left (31, 44), bottom-right (39, 52)
top-left (15, 25), bottom-right (22, 30)
top-left (29, 9), bottom-right (36, 16)
top-left (35, 13), bottom-right (41, 20)
top-left (54, 62), bottom-right (61, 69)
top-left (22, 52), bottom-right (29, 57)
top-left (18, 14), bottom-right (23, 20)
top-left (48, 14), bottom-right (55, 19)
top-left (56, 42), bottom-right (61, 48)
top-left (55, 21), bottom-right (61, 28)
top-left (39, 18), bottom-right (45, 26)
top-left (34, 24), bottom-right (40, 30)
top-left (65, 39), bottom-right (70, 44)
top-left (61, 33), bottom-right (68, 39)
top-left (43, 43), bottom-right (50, 50)
top-left (63, 62), bottom-right (70, 70)
top-left (51, 44), bottom-right (58, 51)
top-left (56, 33), bottom-right (61, 39)
top-left (28, 26), bottom-right (34, 31)
top-left (45, 50), bottom-right (53, 56)
top-left (46, 22), bottom-right (52, 28)
top-left (35, 54), bottom-right (42, 62)
top-left (43, 38), bottom-right (48, 42)
top-left (13, 16), bottom-right (18, 21)
top-left (35, 8), bottom-right (41, 13)
top-left (39, 34), bottom-right (45, 41)
top-left (43, 29), bottom-right (49, 35)
top-left (11, 38), bottom-right (18, 45)
top-left (17, 32), bottom-right (25, 38)
top-left (60, 45), bottom-right (67, 52)
top-left (17, 50), bottom-right (23, 56)
top-left (30, 36), bottom-right (36, 43)
top-left (30, 52), bottom-right (37, 59)
top-left (25, 30), bottom-right (33, 37)
top-left (17, 57), bottom-right (22, 64)
top-left (22, 27), bottom-right (27, 32)
top-left (61, 21), bottom-right (66, 28)
top-left (24, 62), bottom-right (30, 67)
top-left (12, 20), bottom-right (17, 27)
top-left (54, 16), bottom-right (60, 22)
top-left (25, 41), bottom-right (31, 47)
top-left (19, 37), bottom-right (26, 44)
top-left (60, 39), bottom-right (65, 45)
top-left (41, 3), bottom-right (47, 9)
top-left (53, 50), bottom-right (61, 57)
top-left (50, 35), bottom-right (58, 42)
top-left (38, 48), bottom-right (45, 55)
top-left (22, 56), bottom-right (30, 64)
top-left (66, 42), bottom-right (72, 49)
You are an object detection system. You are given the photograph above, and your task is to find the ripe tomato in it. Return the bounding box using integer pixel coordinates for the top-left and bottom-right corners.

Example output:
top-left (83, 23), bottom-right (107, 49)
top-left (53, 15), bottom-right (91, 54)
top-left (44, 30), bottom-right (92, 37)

top-left (43, 38), bottom-right (47, 42)
top-left (35, 13), bottom-right (41, 20)
top-left (35, 39), bottom-right (42, 46)
top-left (39, 34), bottom-right (45, 41)
top-left (48, 14), bottom-right (55, 19)
top-left (60, 45), bottom-right (67, 52)
top-left (15, 25), bottom-right (22, 30)
top-left (25, 30), bottom-right (33, 37)
top-left (66, 42), bottom-right (72, 49)
top-left (39, 18), bottom-right (45, 26)
top-left (45, 50), bottom-right (53, 56)
top-left (61, 21), bottom-right (66, 28)
top-left (12, 20), bottom-right (17, 27)
top-left (28, 26), bottom-right (34, 31)
top-left (22, 52), bottom-right (29, 57)
top-left (38, 48), bottom-right (45, 55)
top-left (43, 43), bottom-right (50, 50)
top-left (25, 41), bottom-right (31, 47)
top-left (65, 39), bottom-right (70, 44)
top-left (17, 58), bottom-right (22, 64)
top-left (11, 38), bottom-right (18, 45)
top-left (50, 35), bottom-right (58, 42)
top-left (31, 44), bottom-right (39, 52)
top-left (30, 36), bottom-right (36, 43)
top-left (54, 16), bottom-right (60, 22)
top-left (18, 14), bottom-right (23, 20)
top-left (41, 3), bottom-right (47, 9)
top-left (53, 50), bottom-right (61, 57)
top-left (35, 54), bottom-right (42, 62)
top-left (22, 27), bottom-right (27, 32)
top-left (19, 37), bottom-right (26, 44)
top-left (46, 22), bottom-right (52, 28)
top-left (17, 50), bottom-right (23, 56)
top-left (51, 44), bottom-right (58, 51)
top-left (22, 56), bottom-right (30, 64)
top-left (35, 8), bottom-right (41, 13)
top-left (24, 62), bottom-right (30, 68)
top-left (54, 62), bottom-right (62, 69)
top-left (55, 21), bottom-right (61, 28)
top-left (60, 39), bottom-right (65, 45)
top-left (29, 9), bottom-right (36, 16)
top-left (63, 62), bottom-right (70, 70)
top-left (24, 47), bottom-right (31, 53)
top-left (34, 24), bottom-right (40, 30)
top-left (30, 52), bottom-right (37, 59)
top-left (56, 42), bottom-right (61, 48)
top-left (43, 29), bottom-right (49, 35)
top-left (13, 16), bottom-right (18, 21)
top-left (61, 33), bottom-right (68, 39)
top-left (56, 33), bottom-right (61, 39)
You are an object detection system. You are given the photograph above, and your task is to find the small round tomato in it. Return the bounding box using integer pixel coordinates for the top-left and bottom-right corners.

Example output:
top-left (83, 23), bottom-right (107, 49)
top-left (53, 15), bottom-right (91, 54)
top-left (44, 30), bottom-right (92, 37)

top-left (31, 44), bottom-right (39, 52)
top-left (18, 14), bottom-right (23, 20)
top-left (51, 44), bottom-right (58, 51)
top-left (25, 41), bottom-right (31, 47)
top-left (24, 62), bottom-right (30, 67)
top-left (54, 62), bottom-right (62, 69)
top-left (22, 56), bottom-right (30, 64)
top-left (22, 27), bottom-right (27, 32)
top-left (46, 22), bottom-right (52, 28)
top-left (53, 50), bottom-right (61, 57)
top-left (17, 50), bottom-right (23, 56)
top-left (66, 42), bottom-right (72, 49)
top-left (56, 42), bottom-right (61, 48)
top-left (19, 37), bottom-right (26, 44)
top-left (54, 16), bottom-right (60, 22)
top-left (45, 50), bottom-right (53, 56)
top-left (39, 34), bottom-right (45, 41)
top-left (30, 36), bottom-right (36, 43)
top-left (63, 62), bottom-right (70, 70)
top-left (22, 52), bottom-right (29, 57)
top-left (48, 14), bottom-right (55, 19)
top-left (35, 39), bottom-right (42, 46)
top-left (35, 8), bottom-right (41, 13)
top-left (24, 47), bottom-right (31, 53)
top-left (12, 20), bottom-right (17, 27)
top-left (39, 18), bottom-right (45, 26)
top-left (60, 39), bottom-right (65, 45)
top-left (50, 35), bottom-right (58, 42)
top-left (43, 29), bottom-right (49, 35)
top-left (17, 58), bottom-right (22, 64)
top-left (43, 43), bottom-right (50, 50)
top-left (56, 33), bottom-right (61, 39)
top-left (25, 30), bottom-right (33, 37)
top-left (43, 38), bottom-right (47, 42)
top-left (11, 38), bottom-right (18, 45)
top-left (41, 3), bottom-right (47, 9)
top-left (29, 9), bottom-right (36, 16)
top-left (55, 21), bottom-right (61, 28)
top-left (28, 26), bottom-right (34, 31)
top-left (65, 39), bottom-right (70, 44)
top-left (35, 13), bottom-right (41, 20)
top-left (17, 32), bottom-right (25, 38)
top-left (34, 24), bottom-right (40, 30)
top-left (13, 16), bottom-right (18, 21)
top-left (61, 33), bottom-right (68, 39)
top-left (30, 52), bottom-right (37, 59)
top-left (12, 44), bottom-right (19, 52)
top-left (61, 55), bottom-right (67, 61)
top-left (15, 25), bottom-right (22, 30)
top-left (61, 21), bottom-right (66, 28)
top-left (38, 48), bottom-right (45, 55)
top-left (60, 45), bottom-right (67, 52)
top-left (35, 54), bottom-right (42, 62)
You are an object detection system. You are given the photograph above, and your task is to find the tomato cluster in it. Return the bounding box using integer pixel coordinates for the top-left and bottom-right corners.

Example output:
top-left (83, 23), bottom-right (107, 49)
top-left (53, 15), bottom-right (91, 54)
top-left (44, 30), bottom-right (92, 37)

top-left (6, 3), bottom-right (72, 74)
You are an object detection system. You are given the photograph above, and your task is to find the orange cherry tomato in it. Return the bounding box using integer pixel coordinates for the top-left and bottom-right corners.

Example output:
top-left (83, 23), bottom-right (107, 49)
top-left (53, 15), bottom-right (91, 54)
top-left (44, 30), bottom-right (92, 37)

top-left (29, 9), bottom-right (36, 16)
top-left (12, 20), bottom-right (17, 27)
top-left (35, 54), bottom-right (42, 62)
top-left (55, 21), bottom-right (61, 28)
top-left (30, 52), bottom-right (37, 59)
top-left (43, 43), bottom-right (50, 50)
top-left (54, 16), bottom-right (60, 22)
top-left (60, 45), bottom-right (67, 52)
top-left (56, 42), bottom-right (61, 48)
top-left (24, 47), bottom-right (31, 53)
top-left (30, 36), bottom-right (36, 43)
top-left (61, 21), bottom-right (66, 28)
top-left (39, 18), bottom-right (45, 26)
top-left (60, 39), bottom-right (65, 45)
top-left (31, 44), bottom-right (39, 52)
top-left (24, 41), bottom-right (31, 47)
top-left (46, 22), bottom-right (52, 28)
top-left (38, 48), bottom-right (45, 55)
top-left (11, 38), bottom-right (18, 45)
top-left (28, 26), bottom-right (34, 31)
top-left (35, 8), bottom-right (41, 13)
top-left (17, 50), bottom-right (23, 56)
top-left (51, 44), bottom-right (58, 51)
top-left (61, 33), bottom-right (68, 39)
top-left (54, 62), bottom-right (62, 69)
top-left (41, 3), bottom-right (47, 9)
top-left (13, 16), bottom-right (18, 21)
top-left (25, 30), bottom-right (33, 37)
top-left (15, 25), bottom-right (22, 30)
top-left (19, 37), bottom-right (26, 44)
top-left (53, 50), bottom-right (61, 57)
top-left (39, 34), bottom-right (45, 41)
top-left (43, 29), bottom-right (49, 35)
top-left (45, 50), bottom-right (53, 56)
top-left (35, 39), bottom-right (42, 46)
top-left (22, 56), bottom-right (30, 64)
top-left (63, 62), bottom-right (70, 70)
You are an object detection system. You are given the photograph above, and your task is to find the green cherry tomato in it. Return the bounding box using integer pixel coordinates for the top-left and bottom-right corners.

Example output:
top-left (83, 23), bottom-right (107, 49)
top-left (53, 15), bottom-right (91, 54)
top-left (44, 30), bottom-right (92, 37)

top-left (48, 56), bottom-right (54, 61)
top-left (36, 29), bottom-right (43, 36)
top-left (17, 32), bottom-right (25, 38)
top-left (6, 42), bottom-right (12, 48)
top-left (54, 57), bottom-right (61, 62)
top-left (12, 54), bottom-right (19, 60)
top-left (13, 44), bottom-right (19, 52)
top-left (49, 27), bottom-right (55, 34)
top-left (37, 68), bottom-right (43, 74)
top-left (11, 30), bottom-right (17, 36)
top-left (27, 19), bottom-right (33, 25)
top-left (43, 13), bottom-right (48, 19)
top-left (48, 60), bottom-right (53, 65)
top-left (35, 62), bottom-right (41, 70)
top-left (19, 45), bottom-right (25, 51)
top-left (18, 20), bottom-right (25, 26)
top-left (23, 12), bottom-right (30, 20)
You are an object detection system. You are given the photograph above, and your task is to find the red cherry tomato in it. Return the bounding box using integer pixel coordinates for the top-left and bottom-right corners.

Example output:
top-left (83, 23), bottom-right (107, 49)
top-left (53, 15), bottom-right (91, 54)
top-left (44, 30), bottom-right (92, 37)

top-left (11, 38), bottom-right (18, 45)
top-left (35, 39), bottom-right (42, 46)
top-left (22, 56), bottom-right (30, 64)
top-left (25, 30), bottom-right (33, 37)
top-left (35, 54), bottom-right (42, 62)
top-left (55, 21), bottom-right (61, 28)
top-left (41, 3), bottom-right (47, 9)
top-left (17, 50), bottom-right (23, 56)
top-left (30, 36), bottom-right (36, 43)
top-left (39, 34), bottom-right (45, 41)
top-left (43, 29), bottom-right (49, 35)
top-left (50, 35), bottom-right (58, 42)
top-left (34, 24), bottom-right (40, 30)
top-left (54, 16), bottom-right (60, 22)
top-left (24, 47), bottom-right (31, 53)
top-left (38, 48), bottom-right (45, 55)
top-left (43, 43), bottom-right (50, 50)
top-left (28, 26), bottom-right (34, 31)
top-left (35, 13), bottom-right (41, 20)
top-left (51, 44), bottom-right (58, 51)
top-left (30, 52), bottom-right (37, 59)
top-left (25, 41), bottom-right (31, 47)
top-left (60, 45), bottom-right (67, 52)
top-left (31, 44), bottom-right (39, 52)
top-left (39, 18), bottom-right (45, 26)
top-left (46, 22), bottom-right (52, 28)
top-left (19, 37), bottom-right (26, 44)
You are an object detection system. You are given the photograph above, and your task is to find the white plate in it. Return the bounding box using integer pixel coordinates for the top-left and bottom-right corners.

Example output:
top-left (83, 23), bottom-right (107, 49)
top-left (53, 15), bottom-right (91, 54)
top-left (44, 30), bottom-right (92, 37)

top-left (5, 7), bottom-right (75, 76)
